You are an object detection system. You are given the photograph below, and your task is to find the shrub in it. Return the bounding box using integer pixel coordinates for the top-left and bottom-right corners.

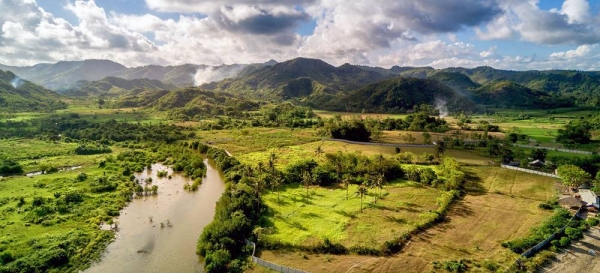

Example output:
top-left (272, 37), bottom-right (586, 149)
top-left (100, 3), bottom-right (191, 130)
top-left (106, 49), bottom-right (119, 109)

top-left (565, 227), bottom-right (583, 240)
top-left (348, 245), bottom-right (381, 256)
top-left (587, 217), bottom-right (599, 226)
top-left (559, 237), bottom-right (571, 247)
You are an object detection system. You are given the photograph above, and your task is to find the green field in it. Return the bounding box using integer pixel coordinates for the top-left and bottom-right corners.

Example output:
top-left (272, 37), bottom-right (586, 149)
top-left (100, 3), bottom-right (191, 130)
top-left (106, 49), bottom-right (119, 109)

top-left (261, 180), bottom-right (442, 247)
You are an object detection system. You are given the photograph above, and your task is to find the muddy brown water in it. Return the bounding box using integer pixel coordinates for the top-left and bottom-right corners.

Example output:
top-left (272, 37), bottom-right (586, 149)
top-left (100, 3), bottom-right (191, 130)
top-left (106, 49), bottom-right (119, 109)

top-left (86, 159), bottom-right (226, 273)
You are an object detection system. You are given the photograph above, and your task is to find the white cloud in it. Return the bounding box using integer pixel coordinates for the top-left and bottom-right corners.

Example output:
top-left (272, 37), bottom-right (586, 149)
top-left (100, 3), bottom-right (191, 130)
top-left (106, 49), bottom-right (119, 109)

top-left (0, 0), bottom-right (599, 71)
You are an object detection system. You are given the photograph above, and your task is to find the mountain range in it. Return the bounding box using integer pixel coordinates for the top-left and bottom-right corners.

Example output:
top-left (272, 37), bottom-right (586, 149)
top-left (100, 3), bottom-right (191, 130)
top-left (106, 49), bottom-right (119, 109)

top-left (1, 57), bottom-right (600, 114)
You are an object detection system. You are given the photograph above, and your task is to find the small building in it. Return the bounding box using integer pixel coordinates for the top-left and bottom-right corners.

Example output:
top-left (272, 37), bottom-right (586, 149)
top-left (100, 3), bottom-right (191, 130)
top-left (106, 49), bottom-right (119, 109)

top-left (578, 189), bottom-right (599, 209)
top-left (558, 196), bottom-right (586, 210)
top-left (528, 160), bottom-right (545, 168)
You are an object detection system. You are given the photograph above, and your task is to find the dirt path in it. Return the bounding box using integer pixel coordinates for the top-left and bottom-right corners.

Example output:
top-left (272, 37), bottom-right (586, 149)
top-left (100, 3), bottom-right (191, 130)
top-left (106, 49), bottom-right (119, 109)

top-left (540, 226), bottom-right (600, 273)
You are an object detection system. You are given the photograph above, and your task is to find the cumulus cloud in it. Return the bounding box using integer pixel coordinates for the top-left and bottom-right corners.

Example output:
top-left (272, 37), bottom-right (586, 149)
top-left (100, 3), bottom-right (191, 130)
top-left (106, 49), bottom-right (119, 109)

top-left (477, 0), bottom-right (600, 45)
top-left (0, 0), bottom-right (600, 71)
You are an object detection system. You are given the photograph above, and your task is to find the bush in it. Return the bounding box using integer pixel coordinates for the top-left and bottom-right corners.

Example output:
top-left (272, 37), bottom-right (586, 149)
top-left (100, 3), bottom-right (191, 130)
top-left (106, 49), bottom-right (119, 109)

top-left (348, 245), bottom-right (381, 256)
top-left (587, 217), bottom-right (600, 226)
top-left (565, 227), bottom-right (583, 240)
top-left (313, 238), bottom-right (347, 254)
top-left (74, 143), bottom-right (112, 155)
top-left (0, 159), bottom-right (23, 175)
top-left (559, 237), bottom-right (571, 247)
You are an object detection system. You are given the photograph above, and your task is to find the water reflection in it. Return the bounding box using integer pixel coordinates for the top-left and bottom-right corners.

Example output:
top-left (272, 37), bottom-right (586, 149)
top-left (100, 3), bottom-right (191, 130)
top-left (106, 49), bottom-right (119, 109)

top-left (86, 159), bottom-right (226, 273)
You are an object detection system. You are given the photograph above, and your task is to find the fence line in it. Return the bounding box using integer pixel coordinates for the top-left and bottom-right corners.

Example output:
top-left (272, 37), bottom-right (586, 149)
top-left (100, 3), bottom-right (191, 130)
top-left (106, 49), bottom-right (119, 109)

top-left (500, 165), bottom-right (559, 178)
top-left (245, 240), bottom-right (310, 273)
top-left (512, 144), bottom-right (593, 155)
top-left (503, 207), bottom-right (584, 272)
top-left (323, 138), bottom-right (435, 148)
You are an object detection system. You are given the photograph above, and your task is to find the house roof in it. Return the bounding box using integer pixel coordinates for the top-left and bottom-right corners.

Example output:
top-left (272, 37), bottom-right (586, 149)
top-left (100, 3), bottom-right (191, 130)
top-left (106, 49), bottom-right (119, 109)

top-left (558, 197), bottom-right (586, 208)
top-left (578, 189), bottom-right (598, 207)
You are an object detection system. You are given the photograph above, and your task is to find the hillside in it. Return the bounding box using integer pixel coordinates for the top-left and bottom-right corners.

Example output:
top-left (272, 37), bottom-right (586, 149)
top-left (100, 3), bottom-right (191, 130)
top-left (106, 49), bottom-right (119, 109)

top-left (62, 77), bottom-right (176, 97)
top-left (311, 76), bottom-right (478, 113)
top-left (204, 57), bottom-right (389, 98)
top-left (115, 87), bottom-right (260, 120)
top-left (0, 60), bottom-right (127, 90)
top-left (0, 70), bottom-right (66, 112)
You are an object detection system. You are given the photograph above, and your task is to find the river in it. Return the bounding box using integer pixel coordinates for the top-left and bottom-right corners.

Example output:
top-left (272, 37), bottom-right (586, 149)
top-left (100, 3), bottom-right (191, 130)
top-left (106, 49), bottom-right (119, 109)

top-left (86, 159), bottom-right (226, 273)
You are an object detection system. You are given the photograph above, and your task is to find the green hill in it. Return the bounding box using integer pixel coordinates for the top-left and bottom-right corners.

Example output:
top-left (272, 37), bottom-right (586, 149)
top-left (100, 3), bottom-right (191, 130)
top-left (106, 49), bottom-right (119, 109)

top-left (0, 70), bottom-right (66, 112)
top-left (62, 77), bottom-right (176, 97)
top-left (311, 77), bottom-right (477, 113)
top-left (205, 57), bottom-right (388, 99)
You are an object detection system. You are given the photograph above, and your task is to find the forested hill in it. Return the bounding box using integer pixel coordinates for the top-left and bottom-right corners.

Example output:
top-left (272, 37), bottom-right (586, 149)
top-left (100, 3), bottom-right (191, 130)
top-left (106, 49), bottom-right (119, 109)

top-left (0, 70), bottom-right (66, 112)
top-left (202, 57), bottom-right (390, 98)
top-left (308, 76), bottom-right (479, 113)
top-left (61, 77), bottom-right (176, 97)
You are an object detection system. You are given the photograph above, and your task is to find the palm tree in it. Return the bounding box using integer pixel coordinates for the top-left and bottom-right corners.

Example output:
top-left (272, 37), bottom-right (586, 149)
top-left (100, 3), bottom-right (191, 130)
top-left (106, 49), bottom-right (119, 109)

top-left (355, 184), bottom-right (368, 213)
top-left (253, 175), bottom-right (267, 212)
top-left (302, 170), bottom-right (312, 202)
top-left (374, 173), bottom-right (386, 201)
top-left (273, 174), bottom-right (284, 203)
top-left (376, 153), bottom-right (385, 174)
top-left (268, 152), bottom-right (277, 174)
top-left (342, 174), bottom-right (352, 200)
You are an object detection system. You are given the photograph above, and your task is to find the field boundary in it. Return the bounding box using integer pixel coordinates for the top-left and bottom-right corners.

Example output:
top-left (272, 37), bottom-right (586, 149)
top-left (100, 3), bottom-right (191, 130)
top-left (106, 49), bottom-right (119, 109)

top-left (323, 138), bottom-right (435, 148)
top-left (500, 164), bottom-right (559, 178)
top-left (513, 144), bottom-right (594, 155)
top-left (246, 240), bottom-right (310, 273)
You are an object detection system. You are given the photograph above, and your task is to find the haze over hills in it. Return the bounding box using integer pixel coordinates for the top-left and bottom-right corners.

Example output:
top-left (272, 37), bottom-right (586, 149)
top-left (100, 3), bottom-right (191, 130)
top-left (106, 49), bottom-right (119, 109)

top-left (0, 70), bottom-right (65, 112)
top-left (0, 60), bottom-right (277, 91)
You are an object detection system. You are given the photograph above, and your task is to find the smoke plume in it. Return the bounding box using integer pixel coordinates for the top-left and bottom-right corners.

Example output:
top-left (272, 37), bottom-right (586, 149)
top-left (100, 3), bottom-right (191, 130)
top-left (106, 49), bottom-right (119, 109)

top-left (10, 77), bottom-right (23, 88)
top-left (193, 65), bottom-right (245, 86)
top-left (434, 97), bottom-right (449, 117)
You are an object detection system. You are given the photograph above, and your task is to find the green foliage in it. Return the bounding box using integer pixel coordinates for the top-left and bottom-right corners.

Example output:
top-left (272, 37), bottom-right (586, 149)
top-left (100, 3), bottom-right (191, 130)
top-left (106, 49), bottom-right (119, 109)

top-left (432, 259), bottom-right (468, 273)
top-left (556, 119), bottom-right (592, 147)
top-left (0, 159), bottom-right (23, 175)
top-left (564, 227), bottom-right (583, 240)
top-left (74, 143), bottom-right (112, 155)
top-left (502, 208), bottom-right (572, 253)
top-left (557, 164), bottom-right (591, 188)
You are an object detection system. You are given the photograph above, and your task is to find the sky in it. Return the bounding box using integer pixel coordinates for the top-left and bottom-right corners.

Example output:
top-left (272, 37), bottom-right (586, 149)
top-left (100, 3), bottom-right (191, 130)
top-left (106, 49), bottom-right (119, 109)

top-left (1, 0), bottom-right (600, 70)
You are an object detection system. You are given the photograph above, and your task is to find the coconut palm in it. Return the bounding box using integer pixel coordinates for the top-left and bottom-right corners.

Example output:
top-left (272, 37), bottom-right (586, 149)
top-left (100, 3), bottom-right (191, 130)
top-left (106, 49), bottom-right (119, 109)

top-left (342, 174), bottom-right (352, 200)
top-left (302, 170), bottom-right (312, 202)
top-left (355, 184), bottom-right (368, 213)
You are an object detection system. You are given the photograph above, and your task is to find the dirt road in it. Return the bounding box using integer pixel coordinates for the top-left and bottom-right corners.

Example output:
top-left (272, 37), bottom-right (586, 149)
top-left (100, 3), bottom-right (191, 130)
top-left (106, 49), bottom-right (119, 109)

top-left (541, 226), bottom-right (600, 273)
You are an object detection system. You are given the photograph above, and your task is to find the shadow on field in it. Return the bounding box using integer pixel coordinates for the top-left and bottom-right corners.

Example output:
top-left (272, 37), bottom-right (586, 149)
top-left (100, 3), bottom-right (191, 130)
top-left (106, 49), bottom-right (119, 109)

top-left (385, 216), bottom-right (407, 224)
top-left (334, 210), bottom-right (357, 219)
top-left (462, 168), bottom-right (487, 196)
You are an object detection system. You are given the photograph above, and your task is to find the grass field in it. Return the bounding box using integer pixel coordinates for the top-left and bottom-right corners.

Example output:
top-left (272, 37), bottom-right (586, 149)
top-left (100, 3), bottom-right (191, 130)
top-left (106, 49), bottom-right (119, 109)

top-left (252, 166), bottom-right (558, 273)
top-left (261, 180), bottom-right (442, 247)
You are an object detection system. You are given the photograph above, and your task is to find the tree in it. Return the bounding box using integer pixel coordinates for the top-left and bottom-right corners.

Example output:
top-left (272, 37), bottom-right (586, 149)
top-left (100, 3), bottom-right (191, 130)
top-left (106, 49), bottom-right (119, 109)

top-left (342, 174), bottom-right (352, 200)
top-left (374, 173), bottom-right (386, 201)
top-left (530, 148), bottom-right (548, 162)
top-left (434, 140), bottom-right (446, 159)
top-left (402, 133), bottom-right (416, 144)
top-left (253, 175), bottom-right (267, 211)
top-left (422, 132), bottom-right (432, 145)
top-left (273, 173), bottom-right (284, 203)
top-left (508, 133), bottom-right (519, 143)
top-left (302, 170), bottom-right (313, 202)
top-left (268, 152), bottom-right (277, 174)
top-left (557, 165), bottom-right (591, 189)
top-left (98, 98), bottom-right (105, 109)
top-left (355, 184), bottom-right (368, 213)
top-left (314, 145), bottom-right (324, 157)
top-left (556, 120), bottom-right (591, 148)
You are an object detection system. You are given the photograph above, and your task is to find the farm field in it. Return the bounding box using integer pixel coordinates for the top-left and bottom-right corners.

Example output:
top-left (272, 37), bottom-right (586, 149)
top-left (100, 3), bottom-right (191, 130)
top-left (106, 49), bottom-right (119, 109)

top-left (251, 166), bottom-right (558, 273)
top-left (260, 180), bottom-right (442, 247)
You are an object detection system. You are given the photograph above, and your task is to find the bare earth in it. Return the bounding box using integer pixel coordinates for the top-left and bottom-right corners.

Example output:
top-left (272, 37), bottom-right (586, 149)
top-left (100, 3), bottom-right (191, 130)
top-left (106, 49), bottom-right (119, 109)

top-left (541, 226), bottom-right (600, 273)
